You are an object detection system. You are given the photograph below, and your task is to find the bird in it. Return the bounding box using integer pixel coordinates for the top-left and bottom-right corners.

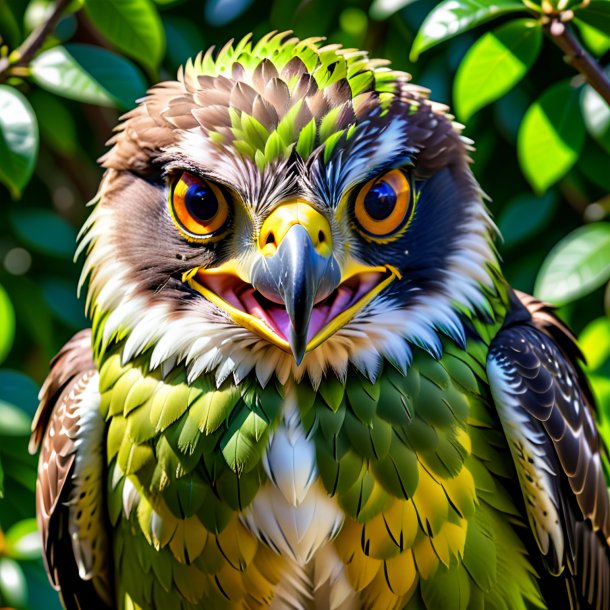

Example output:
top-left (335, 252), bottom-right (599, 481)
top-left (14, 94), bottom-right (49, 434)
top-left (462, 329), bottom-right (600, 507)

top-left (30, 32), bottom-right (610, 610)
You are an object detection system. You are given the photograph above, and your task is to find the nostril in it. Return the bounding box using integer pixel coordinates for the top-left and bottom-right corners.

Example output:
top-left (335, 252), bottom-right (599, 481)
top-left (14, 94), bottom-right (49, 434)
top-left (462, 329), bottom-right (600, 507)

top-left (266, 231), bottom-right (275, 246)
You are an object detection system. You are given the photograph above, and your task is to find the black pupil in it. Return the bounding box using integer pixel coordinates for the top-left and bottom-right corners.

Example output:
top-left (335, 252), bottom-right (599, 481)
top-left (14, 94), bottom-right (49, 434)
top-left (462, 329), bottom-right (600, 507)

top-left (363, 181), bottom-right (396, 220)
top-left (185, 183), bottom-right (218, 222)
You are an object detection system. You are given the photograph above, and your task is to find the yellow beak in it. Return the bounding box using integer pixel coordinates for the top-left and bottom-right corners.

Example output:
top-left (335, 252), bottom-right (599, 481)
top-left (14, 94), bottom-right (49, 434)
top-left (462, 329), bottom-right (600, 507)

top-left (183, 200), bottom-right (400, 362)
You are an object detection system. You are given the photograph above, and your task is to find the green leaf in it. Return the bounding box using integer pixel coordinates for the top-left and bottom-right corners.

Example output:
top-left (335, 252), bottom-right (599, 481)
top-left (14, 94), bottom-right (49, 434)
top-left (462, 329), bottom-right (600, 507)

top-left (369, 0), bottom-right (420, 20)
top-left (581, 69), bottom-right (610, 155)
top-left (31, 44), bottom-right (148, 110)
top-left (0, 0), bottom-right (21, 48)
top-left (83, 0), bottom-right (165, 71)
top-left (0, 400), bottom-right (32, 436)
top-left (2, 275), bottom-right (54, 357)
top-left (29, 90), bottom-right (78, 155)
top-left (205, 0), bottom-right (254, 26)
top-left (497, 191), bottom-right (557, 248)
top-left (0, 85), bottom-right (38, 198)
top-left (4, 519), bottom-right (41, 560)
top-left (24, 0), bottom-right (54, 34)
top-left (9, 208), bottom-right (77, 259)
top-left (579, 317), bottom-right (610, 371)
top-left (0, 284), bottom-right (15, 366)
top-left (454, 19), bottom-right (541, 121)
top-left (0, 558), bottom-right (27, 608)
top-left (578, 140), bottom-right (610, 191)
top-left (575, 18), bottom-right (610, 55)
top-left (575, 0), bottom-right (610, 36)
top-left (410, 0), bottom-right (525, 60)
top-left (41, 278), bottom-right (87, 329)
top-left (517, 80), bottom-right (586, 193)
top-left (163, 16), bottom-right (205, 70)
top-left (0, 370), bottom-right (39, 417)
top-left (535, 222), bottom-right (610, 305)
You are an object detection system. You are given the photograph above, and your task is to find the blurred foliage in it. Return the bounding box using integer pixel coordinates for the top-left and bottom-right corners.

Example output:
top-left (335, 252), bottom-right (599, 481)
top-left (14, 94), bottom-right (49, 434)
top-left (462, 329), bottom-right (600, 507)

top-left (0, 0), bottom-right (609, 607)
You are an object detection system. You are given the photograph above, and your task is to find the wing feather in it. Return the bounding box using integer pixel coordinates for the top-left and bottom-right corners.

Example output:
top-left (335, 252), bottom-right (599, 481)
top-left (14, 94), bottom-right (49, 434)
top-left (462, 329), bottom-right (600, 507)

top-left (30, 329), bottom-right (113, 609)
top-left (488, 293), bottom-right (610, 610)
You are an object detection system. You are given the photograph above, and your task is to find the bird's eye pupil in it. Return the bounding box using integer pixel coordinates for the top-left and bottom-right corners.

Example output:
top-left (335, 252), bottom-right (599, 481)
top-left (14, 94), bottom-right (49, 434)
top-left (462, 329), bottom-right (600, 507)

top-left (185, 184), bottom-right (218, 222)
top-left (363, 182), bottom-right (396, 220)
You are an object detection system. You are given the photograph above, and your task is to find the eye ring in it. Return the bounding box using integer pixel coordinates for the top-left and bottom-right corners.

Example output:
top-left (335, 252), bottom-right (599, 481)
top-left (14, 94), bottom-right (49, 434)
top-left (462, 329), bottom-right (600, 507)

top-left (169, 171), bottom-right (231, 240)
top-left (354, 169), bottom-right (414, 243)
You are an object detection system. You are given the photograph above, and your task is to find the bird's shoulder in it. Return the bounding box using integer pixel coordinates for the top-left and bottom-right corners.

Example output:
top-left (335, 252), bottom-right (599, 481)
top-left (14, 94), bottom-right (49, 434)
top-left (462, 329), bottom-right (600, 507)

top-left (30, 328), bottom-right (113, 610)
top-left (488, 290), bottom-right (610, 610)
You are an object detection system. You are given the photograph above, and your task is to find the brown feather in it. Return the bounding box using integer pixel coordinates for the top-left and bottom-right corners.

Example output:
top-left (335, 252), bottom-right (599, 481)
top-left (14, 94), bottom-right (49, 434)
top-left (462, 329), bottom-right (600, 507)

top-left (31, 330), bottom-right (113, 609)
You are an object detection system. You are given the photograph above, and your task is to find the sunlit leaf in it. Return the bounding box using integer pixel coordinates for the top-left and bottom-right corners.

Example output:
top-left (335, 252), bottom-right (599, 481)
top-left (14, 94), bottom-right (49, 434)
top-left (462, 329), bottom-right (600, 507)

top-left (517, 80), bottom-right (586, 193)
top-left (31, 44), bottom-right (147, 109)
top-left (575, 18), bottom-right (610, 55)
top-left (24, 0), bottom-right (54, 33)
top-left (581, 68), bottom-right (610, 155)
top-left (9, 208), bottom-right (77, 259)
top-left (0, 400), bottom-right (31, 436)
top-left (83, 0), bottom-right (165, 70)
top-left (454, 19), bottom-right (541, 120)
top-left (0, 86), bottom-right (38, 198)
top-left (0, 284), bottom-right (15, 366)
top-left (0, 558), bottom-right (28, 608)
top-left (535, 222), bottom-right (610, 305)
top-left (369, 0), bottom-right (420, 20)
top-left (410, 0), bottom-right (525, 60)
top-left (580, 317), bottom-right (610, 371)
top-left (205, 0), bottom-right (254, 26)
top-left (590, 375), bottom-right (610, 442)
top-left (497, 191), bottom-right (557, 248)
top-left (4, 520), bottom-right (41, 561)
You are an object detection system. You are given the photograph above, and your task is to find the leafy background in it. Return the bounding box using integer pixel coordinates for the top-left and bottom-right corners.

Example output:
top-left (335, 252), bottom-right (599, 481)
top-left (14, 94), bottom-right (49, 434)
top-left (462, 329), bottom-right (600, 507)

top-left (0, 0), bottom-right (609, 607)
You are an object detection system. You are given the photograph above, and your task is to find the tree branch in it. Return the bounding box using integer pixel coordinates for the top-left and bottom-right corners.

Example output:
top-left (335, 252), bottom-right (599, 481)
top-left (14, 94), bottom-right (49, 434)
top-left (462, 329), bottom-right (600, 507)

top-left (544, 16), bottom-right (610, 105)
top-left (0, 0), bottom-right (70, 83)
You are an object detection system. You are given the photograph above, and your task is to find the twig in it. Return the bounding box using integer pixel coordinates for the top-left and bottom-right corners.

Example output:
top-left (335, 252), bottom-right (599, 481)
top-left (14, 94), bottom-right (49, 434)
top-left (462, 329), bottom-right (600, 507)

top-left (544, 16), bottom-right (610, 105)
top-left (0, 0), bottom-right (70, 83)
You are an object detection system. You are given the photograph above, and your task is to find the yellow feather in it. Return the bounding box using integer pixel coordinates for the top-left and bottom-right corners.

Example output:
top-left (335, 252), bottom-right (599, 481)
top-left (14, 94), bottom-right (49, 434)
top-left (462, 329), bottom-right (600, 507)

top-left (384, 550), bottom-right (418, 596)
top-left (216, 517), bottom-right (259, 571)
top-left (412, 534), bottom-right (440, 580)
top-left (412, 462), bottom-right (449, 536)
top-left (168, 516), bottom-right (208, 563)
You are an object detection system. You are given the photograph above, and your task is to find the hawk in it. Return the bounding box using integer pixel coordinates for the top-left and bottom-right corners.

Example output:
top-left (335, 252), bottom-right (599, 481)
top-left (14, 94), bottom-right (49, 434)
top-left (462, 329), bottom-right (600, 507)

top-left (31, 32), bottom-right (610, 610)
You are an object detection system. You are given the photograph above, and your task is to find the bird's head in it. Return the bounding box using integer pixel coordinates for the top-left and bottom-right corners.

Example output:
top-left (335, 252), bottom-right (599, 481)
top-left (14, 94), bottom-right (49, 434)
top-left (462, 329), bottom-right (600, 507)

top-left (80, 32), bottom-right (499, 388)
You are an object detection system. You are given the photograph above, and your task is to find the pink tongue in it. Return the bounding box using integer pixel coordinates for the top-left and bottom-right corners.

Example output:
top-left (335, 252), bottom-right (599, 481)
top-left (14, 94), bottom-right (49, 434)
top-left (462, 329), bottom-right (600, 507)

top-left (200, 271), bottom-right (384, 345)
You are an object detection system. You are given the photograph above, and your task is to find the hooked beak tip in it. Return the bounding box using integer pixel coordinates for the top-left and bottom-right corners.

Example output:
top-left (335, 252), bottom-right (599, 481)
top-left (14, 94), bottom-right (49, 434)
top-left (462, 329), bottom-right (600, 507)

top-left (289, 327), bottom-right (307, 365)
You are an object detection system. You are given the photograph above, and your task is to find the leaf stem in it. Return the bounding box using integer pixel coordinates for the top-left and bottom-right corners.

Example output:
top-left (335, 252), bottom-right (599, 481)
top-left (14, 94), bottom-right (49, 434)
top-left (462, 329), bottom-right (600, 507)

top-left (0, 0), bottom-right (71, 83)
top-left (544, 16), bottom-right (610, 105)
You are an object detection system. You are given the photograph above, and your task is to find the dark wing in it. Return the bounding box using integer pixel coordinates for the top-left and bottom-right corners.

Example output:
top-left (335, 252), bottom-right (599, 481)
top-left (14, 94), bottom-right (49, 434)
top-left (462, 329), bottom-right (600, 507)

top-left (487, 292), bottom-right (610, 610)
top-left (30, 329), bottom-right (113, 610)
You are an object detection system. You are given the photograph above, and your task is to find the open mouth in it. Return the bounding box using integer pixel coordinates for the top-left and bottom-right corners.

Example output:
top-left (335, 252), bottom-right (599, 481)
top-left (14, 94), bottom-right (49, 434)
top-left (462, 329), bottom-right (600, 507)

top-left (184, 265), bottom-right (398, 354)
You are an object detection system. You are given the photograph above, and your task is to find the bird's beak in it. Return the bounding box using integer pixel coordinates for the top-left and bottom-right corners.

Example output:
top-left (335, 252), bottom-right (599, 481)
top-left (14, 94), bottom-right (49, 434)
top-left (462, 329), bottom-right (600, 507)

top-left (250, 201), bottom-right (341, 363)
top-left (183, 200), bottom-right (400, 363)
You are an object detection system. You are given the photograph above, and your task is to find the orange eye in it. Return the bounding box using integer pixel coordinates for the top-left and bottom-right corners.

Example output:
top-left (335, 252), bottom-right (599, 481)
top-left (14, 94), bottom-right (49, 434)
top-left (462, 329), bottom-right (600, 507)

top-left (170, 172), bottom-right (230, 239)
top-left (354, 170), bottom-right (413, 242)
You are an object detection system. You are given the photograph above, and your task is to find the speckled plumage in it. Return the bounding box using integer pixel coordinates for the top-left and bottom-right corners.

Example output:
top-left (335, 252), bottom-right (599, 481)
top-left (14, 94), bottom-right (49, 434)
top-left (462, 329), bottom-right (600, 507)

top-left (32, 33), bottom-right (610, 610)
